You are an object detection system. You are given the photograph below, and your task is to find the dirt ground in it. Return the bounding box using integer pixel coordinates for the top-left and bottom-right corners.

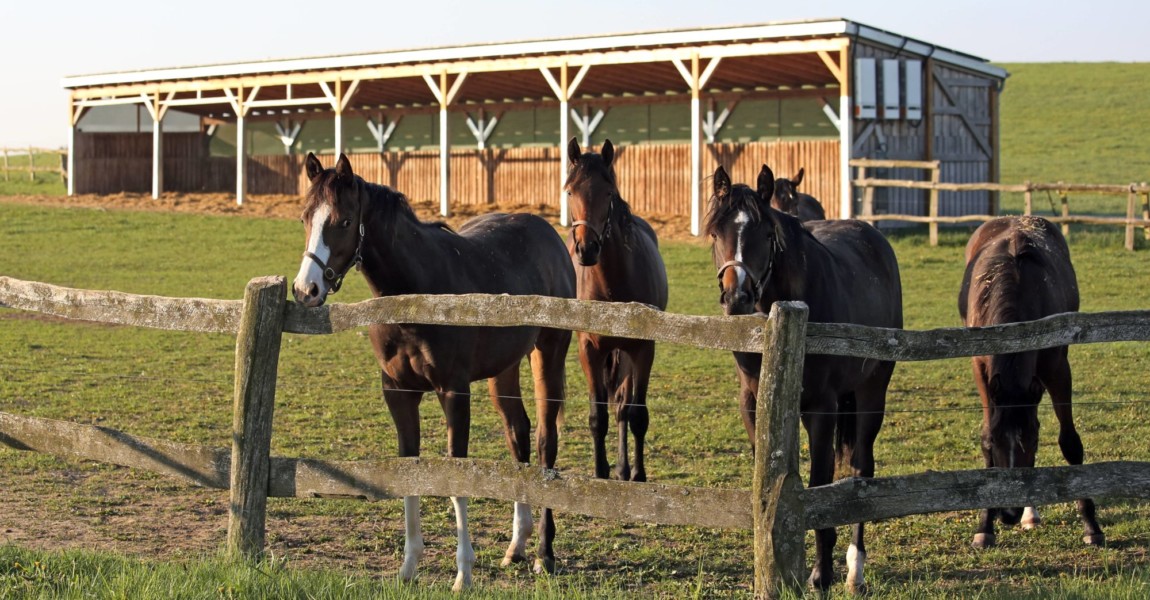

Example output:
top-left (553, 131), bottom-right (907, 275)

top-left (0, 192), bottom-right (702, 243)
top-left (0, 191), bottom-right (701, 583)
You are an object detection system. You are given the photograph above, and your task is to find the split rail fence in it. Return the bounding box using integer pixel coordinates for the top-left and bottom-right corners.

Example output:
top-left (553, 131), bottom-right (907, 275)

top-left (852, 158), bottom-right (1150, 250)
top-left (2, 275), bottom-right (1150, 598)
top-left (1, 147), bottom-right (67, 182)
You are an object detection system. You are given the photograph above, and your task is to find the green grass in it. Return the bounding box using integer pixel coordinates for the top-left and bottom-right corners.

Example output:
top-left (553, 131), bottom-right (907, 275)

top-left (1, 202), bottom-right (1149, 598)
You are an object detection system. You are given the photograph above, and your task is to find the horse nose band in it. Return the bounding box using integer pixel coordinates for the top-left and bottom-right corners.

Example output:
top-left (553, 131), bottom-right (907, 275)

top-left (303, 222), bottom-right (366, 295)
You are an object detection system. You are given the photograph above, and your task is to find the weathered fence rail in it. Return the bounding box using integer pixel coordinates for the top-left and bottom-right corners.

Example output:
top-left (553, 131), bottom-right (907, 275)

top-left (3, 275), bottom-right (1150, 598)
top-left (850, 158), bottom-right (1150, 250)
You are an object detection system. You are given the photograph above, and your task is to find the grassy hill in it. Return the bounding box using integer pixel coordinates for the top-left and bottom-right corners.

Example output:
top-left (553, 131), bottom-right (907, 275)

top-left (997, 62), bottom-right (1150, 184)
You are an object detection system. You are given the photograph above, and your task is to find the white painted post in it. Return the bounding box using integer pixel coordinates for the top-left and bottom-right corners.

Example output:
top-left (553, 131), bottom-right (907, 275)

top-left (690, 56), bottom-right (702, 237)
top-left (334, 80), bottom-right (343, 156)
top-left (439, 74), bottom-right (450, 217)
top-left (559, 65), bottom-right (570, 226)
top-left (66, 98), bottom-right (76, 196)
top-left (840, 94), bottom-right (852, 220)
top-left (151, 95), bottom-right (164, 200)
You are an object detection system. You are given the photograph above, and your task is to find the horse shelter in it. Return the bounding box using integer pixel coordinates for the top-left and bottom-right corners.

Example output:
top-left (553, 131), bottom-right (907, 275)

top-left (61, 19), bottom-right (1007, 234)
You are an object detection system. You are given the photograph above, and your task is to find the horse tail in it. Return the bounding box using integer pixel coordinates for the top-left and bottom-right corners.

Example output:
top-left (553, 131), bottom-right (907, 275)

top-left (835, 392), bottom-right (858, 475)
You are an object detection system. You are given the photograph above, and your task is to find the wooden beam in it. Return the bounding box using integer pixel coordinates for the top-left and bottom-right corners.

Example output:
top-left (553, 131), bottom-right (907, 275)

top-left (816, 50), bottom-right (844, 85)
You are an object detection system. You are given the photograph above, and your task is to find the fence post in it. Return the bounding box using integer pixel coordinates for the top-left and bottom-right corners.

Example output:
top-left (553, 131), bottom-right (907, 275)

top-left (2, 149), bottom-right (8, 182)
top-left (1140, 184), bottom-right (1149, 242)
top-left (928, 165), bottom-right (940, 247)
top-left (227, 276), bottom-right (286, 560)
top-left (28, 147), bottom-right (35, 182)
top-left (753, 301), bottom-right (808, 599)
top-left (1126, 186), bottom-right (1137, 252)
top-left (1023, 181), bottom-right (1032, 216)
top-left (1059, 186), bottom-right (1070, 238)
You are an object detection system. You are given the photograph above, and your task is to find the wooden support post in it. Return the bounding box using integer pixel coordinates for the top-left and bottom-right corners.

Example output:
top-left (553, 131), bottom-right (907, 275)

top-left (3, 148), bottom-right (9, 182)
top-left (1126, 188), bottom-right (1137, 251)
top-left (1024, 181), bottom-right (1032, 216)
top-left (1141, 185), bottom-right (1149, 242)
top-left (862, 185), bottom-right (876, 226)
top-left (28, 146), bottom-right (35, 182)
top-left (752, 301), bottom-right (808, 599)
top-left (227, 276), bottom-right (286, 560)
top-left (1060, 190), bottom-right (1070, 237)
top-left (929, 165), bottom-right (940, 246)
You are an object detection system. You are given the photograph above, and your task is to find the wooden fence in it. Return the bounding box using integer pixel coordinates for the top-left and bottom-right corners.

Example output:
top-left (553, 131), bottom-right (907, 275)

top-left (852, 158), bottom-right (1150, 250)
top-left (2, 275), bottom-right (1150, 598)
top-left (69, 133), bottom-right (840, 219)
top-left (1, 147), bottom-right (66, 182)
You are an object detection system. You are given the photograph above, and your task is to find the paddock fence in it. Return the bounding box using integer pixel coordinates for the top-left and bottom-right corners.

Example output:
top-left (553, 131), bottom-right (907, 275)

top-left (852, 158), bottom-right (1150, 250)
top-left (1, 147), bottom-right (67, 182)
top-left (2, 275), bottom-right (1150, 598)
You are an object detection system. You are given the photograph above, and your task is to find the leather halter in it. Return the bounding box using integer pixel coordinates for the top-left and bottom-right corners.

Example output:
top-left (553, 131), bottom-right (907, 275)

top-left (303, 221), bottom-right (365, 295)
top-left (715, 235), bottom-right (782, 305)
top-left (569, 195), bottom-right (615, 247)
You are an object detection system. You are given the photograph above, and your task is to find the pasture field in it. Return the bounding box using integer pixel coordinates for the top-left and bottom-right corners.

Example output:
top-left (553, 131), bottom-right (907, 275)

top-left (1, 201), bottom-right (1149, 598)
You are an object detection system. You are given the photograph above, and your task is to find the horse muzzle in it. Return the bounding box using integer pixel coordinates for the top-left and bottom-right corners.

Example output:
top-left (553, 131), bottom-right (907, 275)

top-left (719, 288), bottom-right (755, 316)
top-left (575, 240), bottom-right (602, 266)
top-left (292, 279), bottom-right (328, 308)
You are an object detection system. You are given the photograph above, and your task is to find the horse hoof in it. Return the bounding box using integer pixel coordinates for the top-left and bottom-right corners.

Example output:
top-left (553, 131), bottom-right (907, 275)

top-left (807, 570), bottom-right (834, 591)
top-left (971, 533), bottom-right (996, 549)
top-left (451, 575), bottom-right (470, 593)
top-left (1021, 518), bottom-right (1041, 530)
top-left (615, 467), bottom-right (631, 481)
top-left (534, 557), bottom-right (555, 575)
top-left (1083, 533), bottom-right (1106, 546)
top-left (501, 553), bottom-right (529, 567)
top-left (847, 581), bottom-right (869, 596)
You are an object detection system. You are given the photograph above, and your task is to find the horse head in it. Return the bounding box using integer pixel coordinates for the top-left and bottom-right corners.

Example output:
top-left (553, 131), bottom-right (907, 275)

top-left (565, 137), bottom-right (618, 266)
top-left (705, 164), bottom-right (784, 316)
top-left (292, 152), bottom-right (367, 307)
top-left (771, 168), bottom-right (804, 216)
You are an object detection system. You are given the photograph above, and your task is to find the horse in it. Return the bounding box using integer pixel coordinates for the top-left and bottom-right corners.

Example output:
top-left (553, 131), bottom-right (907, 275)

top-left (565, 138), bottom-right (669, 482)
top-left (770, 167), bottom-right (826, 222)
top-left (958, 215), bottom-right (1104, 549)
top-left (704, 164), bottom-right (902, 593)
top-left (291, 153), bottom-right (575, 590)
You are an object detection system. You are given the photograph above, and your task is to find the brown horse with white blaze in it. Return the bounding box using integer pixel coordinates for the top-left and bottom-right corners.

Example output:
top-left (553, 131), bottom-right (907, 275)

top-left (705, 164), bottom-right (902, 593)
top-left (566, 138), bottom-right (669, 481)
top-left (958, 215), bottom-right (1104, 550)
top-left (291, 153), bottom-right (575, 590)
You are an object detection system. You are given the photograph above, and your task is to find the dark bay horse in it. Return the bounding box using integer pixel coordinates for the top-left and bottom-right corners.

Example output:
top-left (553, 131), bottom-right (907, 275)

top-left (770, 167), bottom-right (826, 222)
top-left (958, 215), bottom-right (1104, 549)
top-left (566, 138), bottom-right (669, 481)
top-left (291, 153), bottom-right (575, 590)
top-left (705, 164), bottom-right (902, 593)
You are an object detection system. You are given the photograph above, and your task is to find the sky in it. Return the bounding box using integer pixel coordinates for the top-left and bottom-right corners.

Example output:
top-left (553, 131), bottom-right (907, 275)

top-left (2, 0), bottom-right (1147, 147)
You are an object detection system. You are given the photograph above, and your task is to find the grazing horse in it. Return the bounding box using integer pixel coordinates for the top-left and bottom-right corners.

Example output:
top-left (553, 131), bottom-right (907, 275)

top-left (705, 164), bottom-right (902, 593)
top-left (291, 153), bottom-right (575, 590)
top-left (770, 167), bottom-right (826, 222)
top-left (958, 216), bottom-right (1104, 549)
top-left (565, 138), bottom-right (669, 482)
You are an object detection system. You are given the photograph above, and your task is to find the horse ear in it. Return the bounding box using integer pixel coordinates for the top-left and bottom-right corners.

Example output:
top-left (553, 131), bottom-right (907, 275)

top-left (334, 153), bottom-right (354, 181)
top-left (305, 152), bottom-right (324, 181)
top-left (601, 139), bottom-right (614, 168)
top-left (757, 164), bottom-right (776, 202)
top-left (793, 167), bottom-right (805, 187)
top-left (567, 137), bottom-right (581, 164)
top-left (713, 166), bottom-right (731, 199)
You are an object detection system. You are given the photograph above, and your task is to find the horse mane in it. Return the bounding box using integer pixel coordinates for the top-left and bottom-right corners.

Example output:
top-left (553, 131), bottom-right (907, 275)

top-left (303, 171), bottom-right (457, 235)
top-left (973, 228), bottom-right (1048, 326)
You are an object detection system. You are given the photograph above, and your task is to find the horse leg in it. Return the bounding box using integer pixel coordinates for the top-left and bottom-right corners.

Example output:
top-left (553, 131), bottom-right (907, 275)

top-left (1041, 348), bottom-right (1105, 546)
top-left (383, 385), bottom-right (425, 583)
top-left (531, 327), bottom-right (570, 575)
top-left (734, 351), bottom-right (762, 450)
top-left (488, 364), bottom-right (536, 566)
top-left (438, 386), bottom-right (476, 591)
top-left (844, 362), bottom-right (893, 595)
top-left (579, 335), bottom-right (611, 479)
top-left (803, 402), bottom-right (838, 591)
top-left (626, 342), bottom-right (656, 483)
top-left (609, 350), bottom-right (632, 481)
top-left (971, 359), bottom-right (999, 549)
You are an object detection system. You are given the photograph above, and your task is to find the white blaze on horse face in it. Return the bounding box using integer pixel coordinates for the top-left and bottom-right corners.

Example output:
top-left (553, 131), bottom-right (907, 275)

top-left (293, 204), bottom-right (333, 297)
top-left (451, 496), bottom-right (476, 592)
top-left (733, 211), bottom-right (751, 290)
top-left (398, 495), bottom-right (424, 582)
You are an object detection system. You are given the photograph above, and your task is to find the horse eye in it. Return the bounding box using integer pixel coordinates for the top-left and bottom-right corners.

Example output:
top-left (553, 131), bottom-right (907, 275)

top-left (340, 219), bottom-right (352, 228)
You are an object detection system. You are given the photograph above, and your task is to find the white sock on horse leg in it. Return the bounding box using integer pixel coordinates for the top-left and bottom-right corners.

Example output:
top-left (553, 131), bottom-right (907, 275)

top-left (452, 496), bottom-right (476, 592)
top-left (399, 496), bottom-right (424, 582)
top-left (846, 543), bottom-right (866, 592)
top-left (502, 502), bottom-right (534, 566)
top-left (1022, 506), bottom-right (1042, 529)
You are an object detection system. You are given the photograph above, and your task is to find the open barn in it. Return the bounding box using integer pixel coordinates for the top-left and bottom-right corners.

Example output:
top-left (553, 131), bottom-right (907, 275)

top-left (61, 19), bottom-right (1007, 234)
